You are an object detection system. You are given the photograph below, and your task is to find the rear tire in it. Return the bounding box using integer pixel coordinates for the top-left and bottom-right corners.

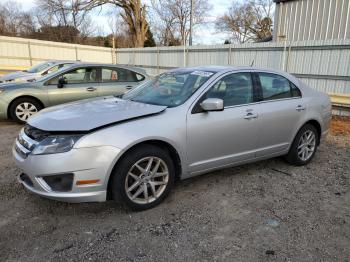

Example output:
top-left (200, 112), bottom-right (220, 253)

top-left (285, 124), bottom-right (319, 166)
top-left (110, 144), bottom-right (175, 211)
top-left (9, 97), bottom-right (42, 124)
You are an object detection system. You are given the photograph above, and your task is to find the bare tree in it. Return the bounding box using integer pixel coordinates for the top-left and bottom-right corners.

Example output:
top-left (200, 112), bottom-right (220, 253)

top-left (0, 1), bottom-right (36, 37)
top-left (149, 1), bottom-right (178, 46)
top-left (0, 0), bottom-right (114, 47)
top-left (216, 0), bottom-right (274, 43)
top-left (82, 0), bottom-right (148, 47)
top-left (151, 0), bottom-right (210, 46)
top-left (108, 15), bottom-right (134, 48)
top-left (34, 0), bottom-right (95, 40)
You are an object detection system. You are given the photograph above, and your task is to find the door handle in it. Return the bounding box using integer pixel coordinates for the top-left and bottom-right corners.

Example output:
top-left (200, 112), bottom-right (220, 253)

top-left (126, 85), bottom-right (133, 90)
top-left (296, 105), bottom-right (306, 111)
top-left (244, 112), bottom-right (258, 119)
top-left (86, 87), bottom-right (97, 92)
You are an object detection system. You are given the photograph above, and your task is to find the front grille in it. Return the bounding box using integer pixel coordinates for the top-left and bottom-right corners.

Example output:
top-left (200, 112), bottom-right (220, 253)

top-left (15, 141), bottom-right (29, 159)
top-left (20, 173), bottom-right (34, 187)
top-left (15, 128), bottom-right (39, 159)
top-left (17, 134), bottom-right (34, 151)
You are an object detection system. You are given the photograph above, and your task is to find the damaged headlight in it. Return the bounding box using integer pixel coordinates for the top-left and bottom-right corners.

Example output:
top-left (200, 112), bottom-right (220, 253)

top-left (32, 135), bottom-right (83, 155)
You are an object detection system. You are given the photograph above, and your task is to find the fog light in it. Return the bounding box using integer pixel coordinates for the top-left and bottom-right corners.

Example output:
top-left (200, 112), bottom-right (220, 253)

top-left (20, 173), bottom-right (33, 187)
top-left (42, 173), bottom-right (74, 192)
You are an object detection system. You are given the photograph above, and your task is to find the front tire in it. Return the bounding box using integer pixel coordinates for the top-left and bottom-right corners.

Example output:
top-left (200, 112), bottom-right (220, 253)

top-left (285, 124), bottom-right (319, 166)
top-left (9, 98), bottom-right (42, 124)
top-left (110, 145), bottom-right (175, 211)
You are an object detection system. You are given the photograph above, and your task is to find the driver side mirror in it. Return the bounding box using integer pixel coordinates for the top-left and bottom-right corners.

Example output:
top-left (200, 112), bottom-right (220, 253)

top-left (200, 98), bottom-right (224, 112)
top-left (57, 77), bottom-right (67, 88)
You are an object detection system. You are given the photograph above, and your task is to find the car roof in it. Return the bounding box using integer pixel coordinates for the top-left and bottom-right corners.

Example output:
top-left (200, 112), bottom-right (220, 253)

top-left (44, 60), bottom-right (79, 64)
top-left (169, 65), bottom-right (281, 73)
top-left (168, 65), bottom-right (299, 84)
top-left (66, 63), bottom-right (148, 76)
top-left (171, 65), bottom-right (249, 73)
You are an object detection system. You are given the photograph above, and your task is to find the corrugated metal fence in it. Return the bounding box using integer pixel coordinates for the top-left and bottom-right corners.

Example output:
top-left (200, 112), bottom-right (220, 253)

top-left (0, 35), bottom-right (116, 69)
top-left (274, 0), bottom-right (350, 42)
top-left (117, 39), bottom-right (350, 95)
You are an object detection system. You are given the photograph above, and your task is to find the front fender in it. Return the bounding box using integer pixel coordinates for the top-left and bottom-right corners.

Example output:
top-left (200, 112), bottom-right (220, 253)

top-left (75, 112), bottom-right (189, 181)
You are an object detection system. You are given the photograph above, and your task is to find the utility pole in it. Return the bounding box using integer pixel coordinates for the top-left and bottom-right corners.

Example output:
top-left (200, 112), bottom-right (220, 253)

top-left (112, 36), bottom-right (116, 64)
top-left (189, 0), bottom-right (194, 46)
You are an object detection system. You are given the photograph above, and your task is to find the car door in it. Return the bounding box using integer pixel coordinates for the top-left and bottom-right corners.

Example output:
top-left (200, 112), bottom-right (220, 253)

top-left (98, 67), bottom-right (144, 97)
top-left (186, 72), bottom-right (260, 174)
top-left (45, 66), bottom-right (99, 106)
top-left (254, 72), bottom-right (305, 157)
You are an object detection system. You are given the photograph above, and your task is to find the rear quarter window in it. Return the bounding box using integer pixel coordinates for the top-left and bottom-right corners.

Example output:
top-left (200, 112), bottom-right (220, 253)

top-left (291, 82), bottom-right (302, 97)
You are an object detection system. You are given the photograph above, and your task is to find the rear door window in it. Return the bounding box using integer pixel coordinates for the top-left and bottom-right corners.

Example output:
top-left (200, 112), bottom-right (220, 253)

top-left (101, 68), bottom-right (144, 82)
top-left (257, 73), bottom-right (301, 101)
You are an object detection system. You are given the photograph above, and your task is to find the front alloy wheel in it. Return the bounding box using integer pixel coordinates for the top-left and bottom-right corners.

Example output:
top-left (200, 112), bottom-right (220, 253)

top-left (125, 157), bottom-right (169, 204)
top-left (110, 145), bottom-right (175, 210)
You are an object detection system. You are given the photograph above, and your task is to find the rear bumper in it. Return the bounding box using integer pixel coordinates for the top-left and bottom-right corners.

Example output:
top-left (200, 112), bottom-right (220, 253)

top-left (13, 144), bottom-right (121, 203)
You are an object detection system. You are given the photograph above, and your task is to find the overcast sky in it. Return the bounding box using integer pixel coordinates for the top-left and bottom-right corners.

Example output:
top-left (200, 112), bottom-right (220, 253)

top-left (11, 0), bottom-right (233, 45)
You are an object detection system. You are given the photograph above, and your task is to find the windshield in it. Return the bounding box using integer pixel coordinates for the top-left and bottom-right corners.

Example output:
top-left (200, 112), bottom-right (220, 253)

top-left (123, 70), bottom-right (215, 107)
top-left (26, 62), bottom-right (55, 73)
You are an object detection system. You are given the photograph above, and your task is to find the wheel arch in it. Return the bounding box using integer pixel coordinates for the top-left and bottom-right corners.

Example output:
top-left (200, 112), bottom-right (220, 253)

top-left (7, 95), bottom-right (45, 119)
top-left (106, 139), bottom-right (183, 199)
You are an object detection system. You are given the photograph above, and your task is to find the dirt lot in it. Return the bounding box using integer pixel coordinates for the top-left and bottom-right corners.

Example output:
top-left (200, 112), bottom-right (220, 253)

top-left (0, 119), bottom-right (349, 262)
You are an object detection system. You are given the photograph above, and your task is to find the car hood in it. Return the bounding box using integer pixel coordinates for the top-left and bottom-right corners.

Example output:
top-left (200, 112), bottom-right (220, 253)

top-left (0, 81), bottom-right (35, 88)
top-left (28, 97), bottom-right (167, 132)
top-left (0, 71), bottom-right (36, 81)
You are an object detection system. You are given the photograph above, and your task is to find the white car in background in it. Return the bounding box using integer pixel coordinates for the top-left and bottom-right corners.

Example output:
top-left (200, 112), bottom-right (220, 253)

top-left (0, 60), bottom-right (77, 84)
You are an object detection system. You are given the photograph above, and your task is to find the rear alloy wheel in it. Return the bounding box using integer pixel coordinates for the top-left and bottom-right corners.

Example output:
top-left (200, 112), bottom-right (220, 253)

top-left (9, 98), bottom-right (42, 124)
top-left (285, 124), bottom-right (319, 166)
top-left (297, 130), bottom-right (316, 161)
top-left (110, 145), bottom-right (175, 210)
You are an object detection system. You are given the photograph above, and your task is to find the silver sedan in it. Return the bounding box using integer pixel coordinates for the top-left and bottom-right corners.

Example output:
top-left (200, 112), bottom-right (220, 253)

top-left (13, 66), bottom-right (332, 210)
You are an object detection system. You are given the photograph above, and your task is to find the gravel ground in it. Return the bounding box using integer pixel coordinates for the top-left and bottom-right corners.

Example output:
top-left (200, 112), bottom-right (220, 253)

top-left (0, 120), bottom-right (349, 262)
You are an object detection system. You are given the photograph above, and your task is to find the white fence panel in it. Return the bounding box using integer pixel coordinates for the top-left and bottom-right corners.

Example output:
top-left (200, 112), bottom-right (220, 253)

top-left (0, 35), bottom-right (114, 68)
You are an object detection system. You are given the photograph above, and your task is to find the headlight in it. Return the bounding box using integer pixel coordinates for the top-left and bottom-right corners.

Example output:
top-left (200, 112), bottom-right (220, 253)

top-left (32, 135), bottom-right (83, 155)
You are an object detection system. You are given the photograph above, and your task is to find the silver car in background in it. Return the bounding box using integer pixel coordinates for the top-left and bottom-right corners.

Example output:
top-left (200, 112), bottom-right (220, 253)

top-left (13, 66), bottom-right (332, 210)
top-left (0, 63), bottom-right (149, 123)
top-left (0, 60), bottom-right (76, 83)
